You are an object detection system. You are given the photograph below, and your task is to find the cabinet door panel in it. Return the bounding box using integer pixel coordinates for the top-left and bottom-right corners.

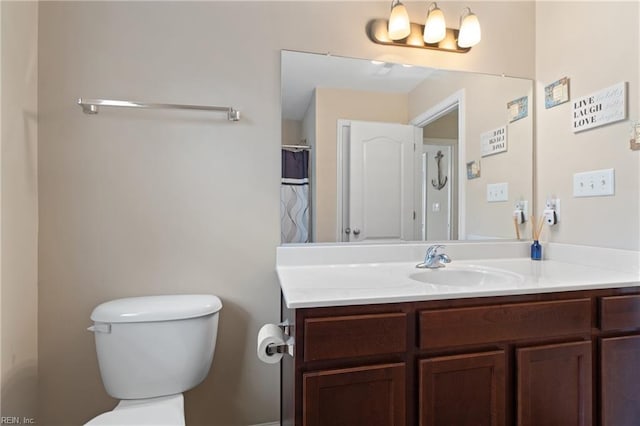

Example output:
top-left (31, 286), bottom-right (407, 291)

top-left (419, 350), bottom-right (506, 426)
top-left (303, 363), bottom-right (405, 426)
top-left (601, 335), bottom-right (640, 426)
top-left (517, 341), bottom-right (592, 426)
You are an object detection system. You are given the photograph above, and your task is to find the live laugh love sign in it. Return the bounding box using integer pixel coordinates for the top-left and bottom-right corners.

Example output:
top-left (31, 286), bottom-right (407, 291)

top-left (572, 82), bottom-right (627, 133)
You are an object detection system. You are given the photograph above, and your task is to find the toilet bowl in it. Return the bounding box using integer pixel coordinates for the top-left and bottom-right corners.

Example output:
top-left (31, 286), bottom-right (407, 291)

top-left (85, 394), bottom-right (184, 426)
top-left (85, 294), bottom-right (222, 425)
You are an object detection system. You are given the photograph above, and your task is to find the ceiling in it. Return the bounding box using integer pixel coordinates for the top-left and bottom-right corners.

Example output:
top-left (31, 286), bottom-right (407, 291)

top-left (281, 51), bottom-right (437, 121)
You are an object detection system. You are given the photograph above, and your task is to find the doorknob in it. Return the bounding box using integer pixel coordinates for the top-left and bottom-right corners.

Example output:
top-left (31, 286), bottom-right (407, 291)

top-left (353, 228), bottom-right (360, 236)
top-left (345, 227), bottom-right (351, 234)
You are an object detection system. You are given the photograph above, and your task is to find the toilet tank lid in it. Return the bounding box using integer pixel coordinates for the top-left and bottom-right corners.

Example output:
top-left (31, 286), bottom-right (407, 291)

top-left (90, 294), bottom-right (222, 323)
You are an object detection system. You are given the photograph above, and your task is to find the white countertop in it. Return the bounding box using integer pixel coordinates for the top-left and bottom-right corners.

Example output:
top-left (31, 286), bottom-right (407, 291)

top-left (277, 243), bottom-right (640, 309)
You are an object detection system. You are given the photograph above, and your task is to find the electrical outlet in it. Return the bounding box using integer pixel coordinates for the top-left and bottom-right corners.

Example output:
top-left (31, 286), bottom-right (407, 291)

top-left (487, 183), bottom-right (509, 202)
top-left (515, 200), bottom-right (528, 212)
top-left (573, 168), bottom-right (615, 197)
top-left (515, 200), bottom-right (529, 221)
top-left (540, 197), bottom-right (561, 224)
top-left (545, 198), bottom-right (561, 218)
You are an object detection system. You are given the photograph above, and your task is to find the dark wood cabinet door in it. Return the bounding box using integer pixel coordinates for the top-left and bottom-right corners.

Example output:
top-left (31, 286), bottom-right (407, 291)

top-left (419, 350), bottom-right (506, 426)
top-left (517, 341), bottom-right (592, 426)
top-left (601, 335), bottom-right (640, 426)
top-left (302, 363), bottom-right (405, 426)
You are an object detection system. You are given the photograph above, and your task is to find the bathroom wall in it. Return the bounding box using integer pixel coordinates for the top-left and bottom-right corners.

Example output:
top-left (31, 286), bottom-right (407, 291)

top-left (37, 1), bottom-right (535, 425)
top-left (423, 110), bottom-right (458, 139)
top-left (281, 119), bottom-right (302, 146)
top-left (315, 88), bottom-right (409, 242)
top-left (535, 1), bottom-right (640, 250)
top-left (1, 0), bottom-right (39, 420)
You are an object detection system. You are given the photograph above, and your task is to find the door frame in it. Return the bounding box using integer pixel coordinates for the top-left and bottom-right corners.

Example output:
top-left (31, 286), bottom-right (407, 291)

top-left (336, 119), bottom-right (351, 242)
top-left (410, 89), bottom-right (466, 240)
top-left (421, 140), bottom-right (455, 241)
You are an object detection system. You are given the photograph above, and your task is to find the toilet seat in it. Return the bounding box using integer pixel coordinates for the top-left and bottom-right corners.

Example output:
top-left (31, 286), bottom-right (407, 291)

top-left (84, 394), bottom-right (185, 426)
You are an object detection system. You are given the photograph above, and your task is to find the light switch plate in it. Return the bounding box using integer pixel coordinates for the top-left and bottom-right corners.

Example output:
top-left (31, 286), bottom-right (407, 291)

top-left (487, 183), bottom-right (509, 202)
top-left (573, 169), bottom-right (615, 197)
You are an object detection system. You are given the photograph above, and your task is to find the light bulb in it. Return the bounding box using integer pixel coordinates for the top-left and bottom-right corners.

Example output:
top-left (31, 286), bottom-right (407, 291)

top-left (388, 0), bottom-right (411, 40)
top-left (423, 3), bottom-right (446, 44)
top-left (458, 8), bottom-right (481, 48)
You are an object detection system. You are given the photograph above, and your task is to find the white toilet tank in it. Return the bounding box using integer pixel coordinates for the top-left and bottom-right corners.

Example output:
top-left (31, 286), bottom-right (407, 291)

top-left (89, 294), bottom-right (222, 400)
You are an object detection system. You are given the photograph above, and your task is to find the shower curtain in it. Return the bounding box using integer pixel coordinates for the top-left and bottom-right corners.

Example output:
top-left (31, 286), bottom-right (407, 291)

top-left (281, 149), bottom-right (310, 243)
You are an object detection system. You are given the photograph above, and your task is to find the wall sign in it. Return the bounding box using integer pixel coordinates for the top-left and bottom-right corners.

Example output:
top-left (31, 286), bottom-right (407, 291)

top-left (508, 96), bottom-right (528, 123)
top-left (572, 82), bottom-right (627, 133)
top-left (481, 126), bottom-right (507, 157)
top-left (466, 160), bottom-right (481, 179)
top-left (545, 77), bottom-right (570, 109)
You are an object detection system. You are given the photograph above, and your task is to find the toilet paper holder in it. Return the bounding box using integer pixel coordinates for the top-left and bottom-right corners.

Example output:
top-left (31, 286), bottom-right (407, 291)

top-left (265, 320), bottom-right (294, 357)
top-left (265, 343), bottom-right (289, 356)
top-left (278, 319), bottom-right (293, 336)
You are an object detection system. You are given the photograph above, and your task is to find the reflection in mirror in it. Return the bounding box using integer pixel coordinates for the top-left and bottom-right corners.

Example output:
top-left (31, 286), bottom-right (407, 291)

top-left (281, 50), bottom-right (533, 244)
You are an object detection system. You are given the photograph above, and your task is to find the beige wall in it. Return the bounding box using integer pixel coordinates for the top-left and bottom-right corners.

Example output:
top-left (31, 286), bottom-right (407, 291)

top-left (535, 1), bottom-right (640, 250)
top-left (37, 1), bottom-right (535, 425)
top-left (1, 0), bottom-right (39, 420)
top-left (423, 110), bottom-right (458, 139)
top-left (281, 119), bottom-right (302, 146)
top-left (315, 88), bottom-right (409, 242)
top-left (409, 72), bottom-right (534, 240)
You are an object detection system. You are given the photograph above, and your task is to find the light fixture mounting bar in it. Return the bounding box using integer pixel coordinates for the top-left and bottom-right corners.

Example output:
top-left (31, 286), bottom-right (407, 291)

top-left (367, 19), bottom-right (471, 53)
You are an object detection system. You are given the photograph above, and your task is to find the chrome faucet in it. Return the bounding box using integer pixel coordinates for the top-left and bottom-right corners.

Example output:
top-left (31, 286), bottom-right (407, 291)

top-left (416, 245), bottom-right (451, 269)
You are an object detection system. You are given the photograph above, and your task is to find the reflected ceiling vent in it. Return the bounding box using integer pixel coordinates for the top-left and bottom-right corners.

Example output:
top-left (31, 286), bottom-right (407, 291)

top-left (373, 62), bottom-right (395, 76)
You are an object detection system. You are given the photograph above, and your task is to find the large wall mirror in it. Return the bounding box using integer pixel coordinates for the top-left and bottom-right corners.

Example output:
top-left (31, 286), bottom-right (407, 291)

top-left (281, 50), bottom-right (533, 244)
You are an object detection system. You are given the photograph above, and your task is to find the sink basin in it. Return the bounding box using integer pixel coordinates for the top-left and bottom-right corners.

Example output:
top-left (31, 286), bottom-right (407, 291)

top-left (409, 265), bottom-right (524, 287)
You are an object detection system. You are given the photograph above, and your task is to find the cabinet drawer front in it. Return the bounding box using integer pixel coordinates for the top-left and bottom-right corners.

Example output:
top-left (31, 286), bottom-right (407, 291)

top-left (304, 312), bottom-right (407, 362)
top-left (419, 298), bottom-right (591, 349)
top-left (600, 295), bottom-right (640, 331)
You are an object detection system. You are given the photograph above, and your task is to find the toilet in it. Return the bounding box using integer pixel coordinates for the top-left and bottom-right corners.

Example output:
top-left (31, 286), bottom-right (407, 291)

top-left (85, 294), bottom-right (222, 425)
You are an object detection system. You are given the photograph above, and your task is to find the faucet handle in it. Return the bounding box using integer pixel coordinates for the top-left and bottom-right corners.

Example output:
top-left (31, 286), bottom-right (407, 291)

top-left (426, 244), bottom-right (445, 256)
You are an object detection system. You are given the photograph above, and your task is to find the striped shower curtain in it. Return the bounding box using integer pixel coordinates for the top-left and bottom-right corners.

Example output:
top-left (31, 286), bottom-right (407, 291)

top-left (280, 149), bottom-right (310, 243)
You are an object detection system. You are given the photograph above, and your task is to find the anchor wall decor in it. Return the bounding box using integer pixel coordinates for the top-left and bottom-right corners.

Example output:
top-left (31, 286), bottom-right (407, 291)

top-left (431, 150), bottom-right (448, 190)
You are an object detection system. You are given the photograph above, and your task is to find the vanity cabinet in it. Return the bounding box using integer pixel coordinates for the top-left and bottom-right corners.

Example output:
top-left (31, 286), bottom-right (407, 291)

top-left (599, 295), bottom-right (640, 426)
top-left (303, 363), bottom-right (406, 426)
top-left (418, 350), bottom-right (506, 426)
top-left (281, 287), bottom-right (640, 426)
top-left (516, 341), bottom-right (592, 426)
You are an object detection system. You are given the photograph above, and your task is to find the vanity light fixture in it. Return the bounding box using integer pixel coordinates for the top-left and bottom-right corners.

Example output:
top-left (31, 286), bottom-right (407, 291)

top-left (423, 3), bottom-right (446, 44)
top-left (369, 3), bottom-right (481, 53)
top-left (458, 7), bottom-right (482, 48)
top-left (387, 0), bottom-right (411, 40)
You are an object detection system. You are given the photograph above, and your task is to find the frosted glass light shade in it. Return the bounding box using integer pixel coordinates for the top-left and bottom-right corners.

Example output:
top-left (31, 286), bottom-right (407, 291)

top-left (423, 6), bottom-right (446, 44)
top-left (458, 11), bottom-right (481, 48)
top-left (388, 2), bottom-right (411, 40)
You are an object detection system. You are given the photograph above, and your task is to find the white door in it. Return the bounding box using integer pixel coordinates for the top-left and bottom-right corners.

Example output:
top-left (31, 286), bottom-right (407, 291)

top-left (347, 121), bottom-right (420, 242)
